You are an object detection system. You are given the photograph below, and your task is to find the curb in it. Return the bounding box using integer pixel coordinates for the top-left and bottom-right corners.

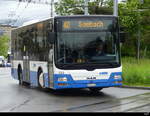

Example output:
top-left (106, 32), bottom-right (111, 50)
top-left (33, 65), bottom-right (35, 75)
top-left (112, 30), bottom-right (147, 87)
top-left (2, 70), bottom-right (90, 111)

top-left (118, 85), bottom-right (150, 90)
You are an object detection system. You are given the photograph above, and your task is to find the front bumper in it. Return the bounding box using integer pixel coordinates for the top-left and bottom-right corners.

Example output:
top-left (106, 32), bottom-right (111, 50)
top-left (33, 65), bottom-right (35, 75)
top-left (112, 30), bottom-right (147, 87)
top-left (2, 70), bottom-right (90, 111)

top-left (53, 73), bottom-right (122, 90)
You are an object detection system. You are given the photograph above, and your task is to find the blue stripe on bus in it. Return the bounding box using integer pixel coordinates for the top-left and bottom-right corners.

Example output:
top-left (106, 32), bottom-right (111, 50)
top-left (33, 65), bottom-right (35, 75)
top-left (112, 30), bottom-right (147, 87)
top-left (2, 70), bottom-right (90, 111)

top-left (30, 71), bottom-right (38, 87)
top-left (11, 68), bottom-right (49, 88)
top-left (44, 73), bottom-right (49, 88)
top-left (12, 67), bottom-right (122, 89)
top-left (11, 68), bottom-right (18, 80)
top-left (53, 72), bottom-right (122, 89)
top-left (30, 71), bottom-right (49, 88)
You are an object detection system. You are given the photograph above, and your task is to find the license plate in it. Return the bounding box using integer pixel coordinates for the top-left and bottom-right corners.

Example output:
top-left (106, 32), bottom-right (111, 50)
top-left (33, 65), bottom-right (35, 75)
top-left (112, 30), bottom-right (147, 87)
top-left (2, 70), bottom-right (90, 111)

top-left (87, 84), bottom-right (96, 87)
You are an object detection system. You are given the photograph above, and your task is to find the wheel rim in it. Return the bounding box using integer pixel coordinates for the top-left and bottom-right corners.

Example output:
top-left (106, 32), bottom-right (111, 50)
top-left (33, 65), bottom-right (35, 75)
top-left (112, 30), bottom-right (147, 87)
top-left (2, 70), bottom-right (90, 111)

top-left (39, 73), bottom-right (44, 88)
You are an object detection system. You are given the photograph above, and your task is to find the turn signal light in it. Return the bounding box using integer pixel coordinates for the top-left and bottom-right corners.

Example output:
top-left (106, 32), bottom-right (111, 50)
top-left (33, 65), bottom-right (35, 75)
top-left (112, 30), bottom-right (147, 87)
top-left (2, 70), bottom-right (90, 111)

top-left (58, 83), bottom-right (68, 86)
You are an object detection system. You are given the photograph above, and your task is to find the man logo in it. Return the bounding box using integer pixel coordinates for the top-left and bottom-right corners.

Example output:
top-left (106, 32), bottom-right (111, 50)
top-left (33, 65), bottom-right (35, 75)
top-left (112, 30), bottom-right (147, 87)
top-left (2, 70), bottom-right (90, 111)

top-left (87, 77), bottom-right (96, 80)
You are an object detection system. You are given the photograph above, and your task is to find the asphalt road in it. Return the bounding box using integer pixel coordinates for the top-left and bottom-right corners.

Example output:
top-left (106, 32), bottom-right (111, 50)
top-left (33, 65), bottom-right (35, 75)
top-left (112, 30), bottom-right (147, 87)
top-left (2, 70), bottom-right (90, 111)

top-left (0, 67), bottom-right (150, 112)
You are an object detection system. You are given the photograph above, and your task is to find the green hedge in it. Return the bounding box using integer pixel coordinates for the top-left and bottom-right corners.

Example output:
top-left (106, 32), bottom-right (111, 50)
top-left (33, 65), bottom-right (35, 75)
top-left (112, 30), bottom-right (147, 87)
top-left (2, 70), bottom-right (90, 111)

top-left (122, 57), bottom-right (150, 86)
top-left (0, 35), bottom-right (9, 58)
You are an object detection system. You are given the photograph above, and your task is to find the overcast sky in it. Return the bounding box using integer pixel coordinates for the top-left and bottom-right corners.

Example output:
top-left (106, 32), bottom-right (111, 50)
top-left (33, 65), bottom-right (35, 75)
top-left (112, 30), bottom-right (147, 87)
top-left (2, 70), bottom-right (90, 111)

top-left (0, 0), bottom-right (123, 27)
top-left (0, 0), bottom-right (55, 26)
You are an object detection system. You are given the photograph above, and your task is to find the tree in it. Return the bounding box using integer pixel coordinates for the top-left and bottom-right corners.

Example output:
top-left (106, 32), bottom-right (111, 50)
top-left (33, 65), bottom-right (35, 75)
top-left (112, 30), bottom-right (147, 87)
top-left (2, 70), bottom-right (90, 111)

top-left (119, 0), bottom-right (150, 59)
top-left (55, 0), bottom-right (113, 16)
top-left (139, 0), bottom-right (150, 58)
top-left (88, 0), bottom-right (112, 15)
top-left (55, 0), bottom-right (84, 15)
top-left (0, 35), bottom-right (9, 58)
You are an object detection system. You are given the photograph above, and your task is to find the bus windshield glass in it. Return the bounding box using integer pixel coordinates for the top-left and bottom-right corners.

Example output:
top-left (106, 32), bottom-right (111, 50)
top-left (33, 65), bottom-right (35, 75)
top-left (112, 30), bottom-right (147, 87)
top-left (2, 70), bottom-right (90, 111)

top-left (55, 17), bottom-right (120, 69)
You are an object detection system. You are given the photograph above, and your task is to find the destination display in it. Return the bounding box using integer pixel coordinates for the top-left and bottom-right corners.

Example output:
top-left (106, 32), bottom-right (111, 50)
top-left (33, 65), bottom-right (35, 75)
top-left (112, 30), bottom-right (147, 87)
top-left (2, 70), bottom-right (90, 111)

top-left (61, 19), bottom-right (113, 31)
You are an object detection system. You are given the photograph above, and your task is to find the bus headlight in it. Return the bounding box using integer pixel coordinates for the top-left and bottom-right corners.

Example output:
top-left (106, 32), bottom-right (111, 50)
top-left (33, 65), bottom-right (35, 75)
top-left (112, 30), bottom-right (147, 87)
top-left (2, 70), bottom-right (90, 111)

top-left (58, 77), bottom-right (68, 82)
top-left (114, 75), bottom-right (121, 79)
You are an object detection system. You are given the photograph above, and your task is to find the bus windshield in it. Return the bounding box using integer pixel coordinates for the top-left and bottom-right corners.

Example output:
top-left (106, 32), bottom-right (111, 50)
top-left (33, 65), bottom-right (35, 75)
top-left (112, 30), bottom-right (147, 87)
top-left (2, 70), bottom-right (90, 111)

top-left (55, 18), bottom-right (120, 69)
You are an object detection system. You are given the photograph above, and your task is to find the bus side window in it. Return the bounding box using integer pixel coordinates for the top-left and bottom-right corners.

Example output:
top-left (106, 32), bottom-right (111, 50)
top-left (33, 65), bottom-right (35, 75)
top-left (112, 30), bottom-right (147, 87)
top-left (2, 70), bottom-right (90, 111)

top-left (48, 45), bottom-right (53, 63)
top-left (46, 20), bottom-right (53, 62)
top-left (46, 24), bottom-right (51, 43)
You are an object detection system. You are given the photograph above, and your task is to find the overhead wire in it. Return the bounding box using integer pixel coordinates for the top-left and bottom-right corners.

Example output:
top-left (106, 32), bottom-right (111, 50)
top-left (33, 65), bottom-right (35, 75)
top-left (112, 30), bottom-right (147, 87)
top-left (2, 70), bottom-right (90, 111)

top-left (12, 0), bottom-right (31, 26)
top-left (7, 0), bottom-right (21, 25)
top-left (12, 0), bottom-right (53, 26)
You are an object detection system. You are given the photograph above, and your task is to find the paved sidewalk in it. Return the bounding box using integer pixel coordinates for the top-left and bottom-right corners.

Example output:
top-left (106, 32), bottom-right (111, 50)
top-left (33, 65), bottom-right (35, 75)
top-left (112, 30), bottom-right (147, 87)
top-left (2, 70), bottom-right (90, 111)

top-left (119, 85), bottom-right (150, 90)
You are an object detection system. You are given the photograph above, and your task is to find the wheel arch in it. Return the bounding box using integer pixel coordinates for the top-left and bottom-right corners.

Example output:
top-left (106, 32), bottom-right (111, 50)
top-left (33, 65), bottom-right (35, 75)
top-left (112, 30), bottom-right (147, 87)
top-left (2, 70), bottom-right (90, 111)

top-left (37, 66), bottom-right (43, 76)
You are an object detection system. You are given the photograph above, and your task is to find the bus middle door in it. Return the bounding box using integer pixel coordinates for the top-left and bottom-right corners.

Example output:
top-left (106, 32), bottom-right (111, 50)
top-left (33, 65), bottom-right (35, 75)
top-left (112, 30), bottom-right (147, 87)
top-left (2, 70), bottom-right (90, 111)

top-left (23, 45), bottom-right (30, 83)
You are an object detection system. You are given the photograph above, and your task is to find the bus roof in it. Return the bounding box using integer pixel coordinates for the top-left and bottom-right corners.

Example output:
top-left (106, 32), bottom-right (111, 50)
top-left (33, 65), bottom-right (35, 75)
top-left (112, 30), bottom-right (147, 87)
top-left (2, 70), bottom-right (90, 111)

top-left (12, 15), bottom-right (117, 30)
top-left (55, 15), bottom-right (117, 19)
top-left (13, 17), bottom-right (53, 30)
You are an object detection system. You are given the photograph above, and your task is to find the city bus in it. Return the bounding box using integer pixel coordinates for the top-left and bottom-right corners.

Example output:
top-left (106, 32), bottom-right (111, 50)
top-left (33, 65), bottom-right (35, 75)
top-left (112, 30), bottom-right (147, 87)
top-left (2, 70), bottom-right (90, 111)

top-left (11, 15), bottom-right (122, 92)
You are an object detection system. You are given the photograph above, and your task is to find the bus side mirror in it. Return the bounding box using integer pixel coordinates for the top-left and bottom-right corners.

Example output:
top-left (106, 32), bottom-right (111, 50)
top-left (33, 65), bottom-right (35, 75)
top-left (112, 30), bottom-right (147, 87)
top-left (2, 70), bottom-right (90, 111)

top-left (119, 32), bottom-right (127, 43)
top-left (48, 32), bottom-right (55, 44)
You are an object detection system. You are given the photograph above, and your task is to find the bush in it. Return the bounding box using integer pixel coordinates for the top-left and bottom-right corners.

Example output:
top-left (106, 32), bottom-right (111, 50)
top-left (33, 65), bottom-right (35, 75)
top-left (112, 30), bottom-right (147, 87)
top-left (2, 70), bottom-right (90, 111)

top-left (122, 57), bottom-right (150, 86)
top-left (0, 35), bottom-right (9, 58)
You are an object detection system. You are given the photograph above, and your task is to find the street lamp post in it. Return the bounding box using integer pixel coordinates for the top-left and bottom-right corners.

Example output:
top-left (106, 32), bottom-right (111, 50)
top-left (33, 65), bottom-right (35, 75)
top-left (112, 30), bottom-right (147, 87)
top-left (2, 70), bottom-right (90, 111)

top-left (51, 0), bottom-right (54, 17)
top-left (137, 0), bottom-right (144, 60)
top-left (113, 0), bottom-right (118, 16)
top-left (84, 0), bottom-right (89, 15)
top-left (137, 9), bottom-right (141, 61)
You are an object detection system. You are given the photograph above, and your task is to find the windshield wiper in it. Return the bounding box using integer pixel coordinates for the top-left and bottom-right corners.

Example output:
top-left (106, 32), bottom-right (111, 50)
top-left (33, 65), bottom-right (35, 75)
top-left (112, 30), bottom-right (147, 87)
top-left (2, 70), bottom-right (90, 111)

top-left (104, 62), bottom-right (119, 67)
top-left (58, 62), bottom-right (119, 69)
top-left (59, 63), bottom-right (78, 68)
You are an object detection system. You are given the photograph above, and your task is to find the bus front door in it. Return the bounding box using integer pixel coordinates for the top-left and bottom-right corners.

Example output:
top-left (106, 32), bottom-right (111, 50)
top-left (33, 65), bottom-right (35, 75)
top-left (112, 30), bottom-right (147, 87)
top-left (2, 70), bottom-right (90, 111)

top-left (23, 46), bottom-right (30, 83)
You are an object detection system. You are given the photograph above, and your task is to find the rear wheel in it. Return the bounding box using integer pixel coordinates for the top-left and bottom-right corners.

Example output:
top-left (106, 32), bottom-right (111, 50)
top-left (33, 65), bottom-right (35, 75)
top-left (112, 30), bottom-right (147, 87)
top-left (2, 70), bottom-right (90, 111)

top-left (18, 69), bottom-right (23, 85)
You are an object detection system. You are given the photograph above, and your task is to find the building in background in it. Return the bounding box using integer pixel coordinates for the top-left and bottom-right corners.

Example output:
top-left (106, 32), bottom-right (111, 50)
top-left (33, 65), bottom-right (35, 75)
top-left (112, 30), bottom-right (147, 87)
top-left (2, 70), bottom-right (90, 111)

top-left (0, 24), bottom-right (16, 39)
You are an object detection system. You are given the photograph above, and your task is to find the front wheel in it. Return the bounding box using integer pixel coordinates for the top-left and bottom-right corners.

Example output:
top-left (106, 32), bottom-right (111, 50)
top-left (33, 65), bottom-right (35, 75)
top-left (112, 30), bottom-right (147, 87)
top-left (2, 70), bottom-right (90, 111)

top-left (38, 70), bottom-right (45, 88)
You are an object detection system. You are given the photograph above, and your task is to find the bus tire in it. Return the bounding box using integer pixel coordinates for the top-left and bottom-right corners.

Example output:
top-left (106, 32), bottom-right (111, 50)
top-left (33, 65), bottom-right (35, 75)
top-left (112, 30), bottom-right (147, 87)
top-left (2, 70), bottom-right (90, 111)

top-left (38, 70), bottom-right (45, 88)
top-left (89, 88), bottom-right (103, 93)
